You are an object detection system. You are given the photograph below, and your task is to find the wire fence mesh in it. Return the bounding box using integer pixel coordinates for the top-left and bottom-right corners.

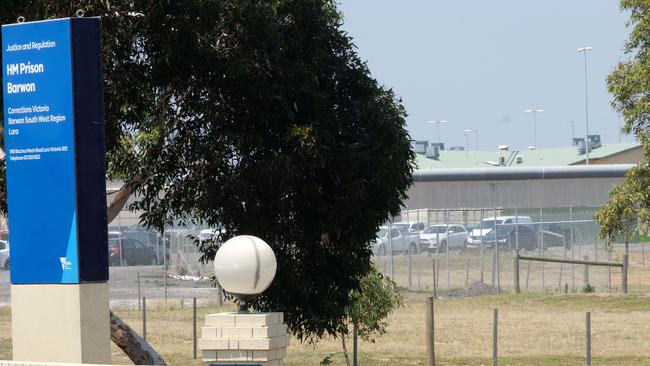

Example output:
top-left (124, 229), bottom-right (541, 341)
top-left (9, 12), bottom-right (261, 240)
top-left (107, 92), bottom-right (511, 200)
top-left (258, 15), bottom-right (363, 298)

top-left (0, 205), bottom-right (642, 307)
top-left (373, 206), bottom-right (639, 297)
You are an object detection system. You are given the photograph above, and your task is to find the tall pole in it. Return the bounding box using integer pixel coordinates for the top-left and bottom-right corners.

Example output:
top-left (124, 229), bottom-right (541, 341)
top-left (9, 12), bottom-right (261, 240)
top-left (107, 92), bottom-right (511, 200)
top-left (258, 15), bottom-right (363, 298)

top-left (533, 112), bottom-right (537, 148)
top-left (578, 46), bottom-right (592, 164)
top-left (464, 129), bottom-right (478, 151)
top-left (524, 109), bottom-right (544, 149)
top-left (428, 120), bottom-right (448, 145)
top-left (464, 131), bottom-right (470, 156)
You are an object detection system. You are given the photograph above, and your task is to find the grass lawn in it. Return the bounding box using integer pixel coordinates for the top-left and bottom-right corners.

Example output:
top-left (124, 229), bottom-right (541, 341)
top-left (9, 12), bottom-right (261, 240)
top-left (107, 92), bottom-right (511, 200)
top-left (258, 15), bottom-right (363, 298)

top-left (104, 291), bottom-right (650, 365)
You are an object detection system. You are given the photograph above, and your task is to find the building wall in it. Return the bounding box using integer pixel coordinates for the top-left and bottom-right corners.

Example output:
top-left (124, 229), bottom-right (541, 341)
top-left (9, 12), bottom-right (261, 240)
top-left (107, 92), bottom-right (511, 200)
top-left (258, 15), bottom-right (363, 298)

top-left (593, 148), bottom-right (644, 165)
top-left (403, 177), bottom-right (622, 210)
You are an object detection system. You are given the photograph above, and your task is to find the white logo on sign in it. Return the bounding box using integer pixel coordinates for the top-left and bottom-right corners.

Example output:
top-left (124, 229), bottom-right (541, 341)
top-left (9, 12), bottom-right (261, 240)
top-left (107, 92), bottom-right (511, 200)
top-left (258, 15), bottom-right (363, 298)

top-left (59, 257), bottom-right (72, 270)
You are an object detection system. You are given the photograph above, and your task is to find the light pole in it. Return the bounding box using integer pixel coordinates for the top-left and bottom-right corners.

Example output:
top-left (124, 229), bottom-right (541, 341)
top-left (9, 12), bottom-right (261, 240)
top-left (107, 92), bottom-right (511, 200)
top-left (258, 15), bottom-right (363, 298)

top-left (524, 109), bottom-right (544, 149)
top-left (464, 129), bottom-right (479, 151)
top-left (578, 46), bottom-right (592, 164)
top-left (463, 130), bottom-right (470, 156)
top-left (428, 120), bottom-right (448, 144)
top-left (567, 120), bottom-right (575, 142)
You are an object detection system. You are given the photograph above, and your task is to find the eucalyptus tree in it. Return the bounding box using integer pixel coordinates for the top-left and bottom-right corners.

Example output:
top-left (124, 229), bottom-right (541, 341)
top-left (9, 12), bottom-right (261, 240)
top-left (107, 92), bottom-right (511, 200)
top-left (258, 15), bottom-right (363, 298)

top-left (596, 0), bottom-right (650, 239)
top-left (0, 1), bottom-right (414, 360)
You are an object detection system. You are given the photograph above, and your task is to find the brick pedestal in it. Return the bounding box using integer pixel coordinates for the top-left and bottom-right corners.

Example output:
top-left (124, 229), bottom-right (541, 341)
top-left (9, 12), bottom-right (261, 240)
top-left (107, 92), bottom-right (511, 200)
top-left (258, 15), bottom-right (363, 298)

top-left (199, 312), bottom-right (289, 366)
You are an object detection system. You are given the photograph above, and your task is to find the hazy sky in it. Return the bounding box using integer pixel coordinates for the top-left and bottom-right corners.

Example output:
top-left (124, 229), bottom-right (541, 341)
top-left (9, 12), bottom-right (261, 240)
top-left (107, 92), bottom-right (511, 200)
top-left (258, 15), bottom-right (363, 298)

top-left (337, 1), bottom-right (633, 151)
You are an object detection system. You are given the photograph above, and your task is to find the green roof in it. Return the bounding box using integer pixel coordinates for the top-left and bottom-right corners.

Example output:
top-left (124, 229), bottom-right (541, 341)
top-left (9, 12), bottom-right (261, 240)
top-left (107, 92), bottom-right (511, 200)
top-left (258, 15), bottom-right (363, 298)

top-left (414, 142), bottom-right (641, 169)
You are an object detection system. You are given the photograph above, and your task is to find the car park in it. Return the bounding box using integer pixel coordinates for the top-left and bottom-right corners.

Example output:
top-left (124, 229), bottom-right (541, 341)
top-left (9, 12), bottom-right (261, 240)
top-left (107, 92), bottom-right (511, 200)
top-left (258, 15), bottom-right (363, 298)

top-left (419, 224), bottom-right (468, 252)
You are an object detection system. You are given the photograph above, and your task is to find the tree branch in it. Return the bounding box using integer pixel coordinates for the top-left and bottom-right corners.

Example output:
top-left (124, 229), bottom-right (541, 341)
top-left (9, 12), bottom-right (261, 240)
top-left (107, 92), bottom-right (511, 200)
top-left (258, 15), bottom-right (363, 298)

top-left (110, 310), bottom-right (166, 365)
top-left (107, 173), bottom-right (145, 223)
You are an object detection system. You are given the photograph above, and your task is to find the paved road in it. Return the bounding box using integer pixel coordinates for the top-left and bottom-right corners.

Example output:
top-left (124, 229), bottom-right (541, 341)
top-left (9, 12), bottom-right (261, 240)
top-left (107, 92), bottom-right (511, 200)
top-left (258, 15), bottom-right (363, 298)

top-left (0, 265), bottom-right (220, 307)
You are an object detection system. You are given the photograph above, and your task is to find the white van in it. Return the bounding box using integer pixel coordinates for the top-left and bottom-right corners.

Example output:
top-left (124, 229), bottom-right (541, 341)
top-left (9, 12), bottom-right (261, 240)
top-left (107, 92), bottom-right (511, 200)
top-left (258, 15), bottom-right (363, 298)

top-left (466, 216), bottom-right (531, 248)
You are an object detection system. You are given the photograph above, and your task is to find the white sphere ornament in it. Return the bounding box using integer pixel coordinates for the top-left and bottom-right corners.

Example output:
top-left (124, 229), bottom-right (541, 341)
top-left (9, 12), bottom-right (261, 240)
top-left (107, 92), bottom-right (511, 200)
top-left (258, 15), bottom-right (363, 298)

top-left (213, 235), bottom-right (277, 296)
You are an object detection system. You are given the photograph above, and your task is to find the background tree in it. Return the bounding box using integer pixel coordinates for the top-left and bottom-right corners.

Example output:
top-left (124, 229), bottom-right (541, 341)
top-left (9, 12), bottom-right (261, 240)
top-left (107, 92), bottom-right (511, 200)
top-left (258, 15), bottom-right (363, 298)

top-left (0, 0), bottom-right (413, 351)
top-left (326, 270), bottom-right (403, 366)
top-left (596, 0), bottom-right (650, 239)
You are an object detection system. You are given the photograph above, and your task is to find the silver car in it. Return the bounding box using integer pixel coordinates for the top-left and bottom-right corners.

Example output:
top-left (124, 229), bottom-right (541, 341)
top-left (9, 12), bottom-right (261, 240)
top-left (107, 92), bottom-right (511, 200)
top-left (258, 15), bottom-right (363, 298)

top-left (419, 225), bottom-right (468, 252)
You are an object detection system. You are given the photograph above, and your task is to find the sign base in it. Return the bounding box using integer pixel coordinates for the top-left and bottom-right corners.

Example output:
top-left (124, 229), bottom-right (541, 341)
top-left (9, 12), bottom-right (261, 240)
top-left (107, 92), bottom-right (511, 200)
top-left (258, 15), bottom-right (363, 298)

top-left (11, 283), bottom-right (110, 364)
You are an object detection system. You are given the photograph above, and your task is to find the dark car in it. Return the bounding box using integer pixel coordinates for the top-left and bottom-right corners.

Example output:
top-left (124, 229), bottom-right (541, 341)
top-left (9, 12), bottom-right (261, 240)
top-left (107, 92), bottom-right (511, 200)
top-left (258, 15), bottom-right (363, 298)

top-left (482, 224), bottom-right (536, 250)
top-left (483, 223), bottom-right (570, 251)
top-left (108, 237), bottom-right (159, 266)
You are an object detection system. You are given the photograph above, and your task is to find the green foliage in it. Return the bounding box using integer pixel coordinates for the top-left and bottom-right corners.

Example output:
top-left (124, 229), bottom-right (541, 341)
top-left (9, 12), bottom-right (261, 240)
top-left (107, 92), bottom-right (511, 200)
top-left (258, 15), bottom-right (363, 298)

top-left (596, 0), bottom-right (650, 239)
top-left (0, 0), bottom-right (414, 341)
top-left (344, 270), bottom-right (403, 341)
top-left (583, 283), bottom-right (595, 294)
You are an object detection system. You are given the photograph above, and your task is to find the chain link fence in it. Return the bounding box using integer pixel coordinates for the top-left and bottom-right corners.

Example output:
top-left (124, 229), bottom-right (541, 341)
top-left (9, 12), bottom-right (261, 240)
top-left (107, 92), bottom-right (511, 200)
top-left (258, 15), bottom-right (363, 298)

top-left (0, 205), bottom-right (643, 307)
top-left (374, 206), bottom-right (640, 297)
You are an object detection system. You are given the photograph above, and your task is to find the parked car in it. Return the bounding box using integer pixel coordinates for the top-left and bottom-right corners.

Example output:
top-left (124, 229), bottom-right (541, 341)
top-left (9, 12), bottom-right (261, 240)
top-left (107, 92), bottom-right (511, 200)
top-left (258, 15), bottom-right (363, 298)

top-left (481, 223), bottom-right (536, 250)
top-left (478, 221), bottom-right (570, 251)
top-left (109, 237), bottom-right (160, 266)
top-left (524, 223), bottom-right (572, 250)
top-left (0, 240), bottom-right (9, 270)
top-left (374, 222), bottom-right (425, 255)
top-left (108, 230), bottom-right (162, 266)
top-left (467, 216), bottom-right (532, 248)
top-left (374, 226), bottom-right (401, 255)
top-left (419, 224), bottom-right (468, 252)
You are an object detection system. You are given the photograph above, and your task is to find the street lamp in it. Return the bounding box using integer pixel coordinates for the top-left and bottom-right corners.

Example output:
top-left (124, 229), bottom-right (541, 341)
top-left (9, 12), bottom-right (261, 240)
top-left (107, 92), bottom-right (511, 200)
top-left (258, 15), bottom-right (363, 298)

top-left (213, 235), bottom-right (277, 312)
top-left (567, 120), bottom-right (575, 142)
top-left (464, 129), bottom-right (479, 151)
top-left (577, 46), bottom-right (593, 164)
top-left (524, 109), bottom-right (544, 149)
top-left (427, 120), bottom-right (448, 144)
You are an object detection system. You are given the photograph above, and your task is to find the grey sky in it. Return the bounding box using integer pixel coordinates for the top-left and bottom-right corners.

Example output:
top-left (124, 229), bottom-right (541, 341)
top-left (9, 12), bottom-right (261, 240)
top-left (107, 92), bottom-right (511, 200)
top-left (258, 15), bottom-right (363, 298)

top-left (338, 1), bottom-right (632, 151)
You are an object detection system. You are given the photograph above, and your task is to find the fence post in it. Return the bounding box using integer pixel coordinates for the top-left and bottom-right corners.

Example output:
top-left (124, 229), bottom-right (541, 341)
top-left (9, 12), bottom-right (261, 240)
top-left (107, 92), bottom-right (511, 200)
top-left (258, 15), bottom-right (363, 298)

top-left (491, 208), bottom-right (497, 288)
top-left (432, 260), bottom-right (437, 299)
top-left (583, 256), bottom-right (590, 289)
top-left (163, 234), bottom-right (168, 303)
top-left (426, 296), bottom-right (435, 366)
top-left (217, 284), bottom-right (223, 307)
top-left (137, 272), bottom-right (141, 310)
top-left (479, 209), bottom-right (485, 282)
top-left (586, 312), bottom-right (591, 366)
top-left (493, 308), bottom-right (498, 366)
top-left (622, 254), bottom-right (628, 294)
top-left (193, 297), bottom-right (197, 359)
top-left (408, 252), bottom-right (412, 290)
top-left (465, 258), bottom-right (470, 288)
top-left (143, 297), bottom-right (147, 341)
top-left (514, 251), bottom-right (520, 294)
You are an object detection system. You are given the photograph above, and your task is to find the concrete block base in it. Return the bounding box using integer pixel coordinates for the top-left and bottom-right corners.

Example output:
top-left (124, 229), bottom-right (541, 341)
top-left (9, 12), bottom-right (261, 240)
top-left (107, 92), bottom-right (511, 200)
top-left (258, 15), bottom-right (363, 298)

top-left (199, 312), bottom-right (288, 365)
top-left (11, 283), bottom-right (110, 364)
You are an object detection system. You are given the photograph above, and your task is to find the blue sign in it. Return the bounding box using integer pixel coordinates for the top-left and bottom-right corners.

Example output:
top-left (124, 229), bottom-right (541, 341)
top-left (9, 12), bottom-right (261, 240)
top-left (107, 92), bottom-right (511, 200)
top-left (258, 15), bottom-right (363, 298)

top-left (2, 18), bottom-right (108, 284)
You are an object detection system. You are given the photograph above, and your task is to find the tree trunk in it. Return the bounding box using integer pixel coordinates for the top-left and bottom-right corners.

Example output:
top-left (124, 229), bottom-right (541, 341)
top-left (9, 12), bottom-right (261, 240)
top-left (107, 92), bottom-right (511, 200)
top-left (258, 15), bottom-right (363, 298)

top-left (107, 176), bottom-right (166, 365)
top-left (107, 174), bottom-right (145, 223)
top-left (341, 333), bottom-right (351, 366)
top-left (110, 310), bottom-right (166, 365)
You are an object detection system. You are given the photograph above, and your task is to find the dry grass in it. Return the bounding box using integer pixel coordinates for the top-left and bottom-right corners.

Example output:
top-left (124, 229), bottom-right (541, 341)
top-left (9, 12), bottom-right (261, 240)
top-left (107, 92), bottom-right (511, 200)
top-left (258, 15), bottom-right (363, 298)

top-left (1, 249), bottom-right (650, 365)
top-left (105, 291), bottom-right (650, 365)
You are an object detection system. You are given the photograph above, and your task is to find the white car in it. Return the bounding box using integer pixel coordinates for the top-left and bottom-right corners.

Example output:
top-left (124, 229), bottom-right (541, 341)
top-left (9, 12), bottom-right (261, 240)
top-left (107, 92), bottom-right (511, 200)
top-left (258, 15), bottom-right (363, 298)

top-left (374, 222), bottom-right (425, 255)
top-left (419, 225), bottom-right (468, 252)
top-left (466, 216), bottom-right (532, 248)
top-left (0, 240), bottom-right (9, 270)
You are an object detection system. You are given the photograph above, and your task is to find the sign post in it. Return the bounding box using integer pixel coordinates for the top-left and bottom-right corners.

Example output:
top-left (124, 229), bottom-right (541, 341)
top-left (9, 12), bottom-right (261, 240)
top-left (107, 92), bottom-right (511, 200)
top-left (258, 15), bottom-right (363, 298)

top-left (2, 17), bottom-right (109, 363)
